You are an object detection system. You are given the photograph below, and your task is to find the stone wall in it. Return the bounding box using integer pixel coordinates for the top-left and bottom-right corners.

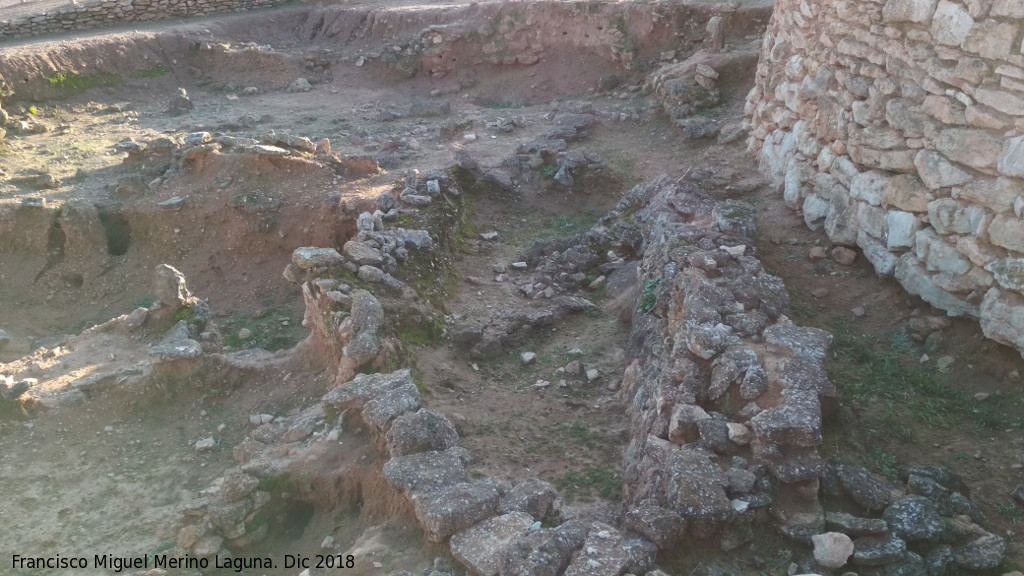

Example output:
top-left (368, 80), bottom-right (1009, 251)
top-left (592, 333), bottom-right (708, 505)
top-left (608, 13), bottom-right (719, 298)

top-left (0, 0), bottom-right (293, 40)
top-left (745, 0), bottom-right (1024, 352)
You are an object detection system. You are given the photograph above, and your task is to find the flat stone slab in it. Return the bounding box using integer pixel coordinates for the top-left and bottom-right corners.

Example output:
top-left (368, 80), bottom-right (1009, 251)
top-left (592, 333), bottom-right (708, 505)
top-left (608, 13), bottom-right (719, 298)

top-left (450, 511), bottom-right (533, 576)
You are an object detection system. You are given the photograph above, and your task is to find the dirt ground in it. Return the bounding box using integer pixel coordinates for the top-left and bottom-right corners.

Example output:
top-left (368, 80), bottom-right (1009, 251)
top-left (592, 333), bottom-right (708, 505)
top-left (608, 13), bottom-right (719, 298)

top-left (1, 1), bottom-right (1022, 575)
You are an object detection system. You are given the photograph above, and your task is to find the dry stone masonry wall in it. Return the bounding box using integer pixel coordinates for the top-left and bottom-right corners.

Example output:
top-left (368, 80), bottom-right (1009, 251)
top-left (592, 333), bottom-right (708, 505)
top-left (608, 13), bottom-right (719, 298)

top-left (745, 0), bottom-right (1024, 352)
top-left (0, 0), bottom-right (293, 40)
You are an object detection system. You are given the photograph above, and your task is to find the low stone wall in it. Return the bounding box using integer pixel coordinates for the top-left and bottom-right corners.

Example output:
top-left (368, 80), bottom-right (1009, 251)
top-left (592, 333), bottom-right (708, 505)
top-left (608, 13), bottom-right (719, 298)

top-left (745, 0), bottom-right (1024, 352)
top-left (0, 0), bottom-right (292, 40)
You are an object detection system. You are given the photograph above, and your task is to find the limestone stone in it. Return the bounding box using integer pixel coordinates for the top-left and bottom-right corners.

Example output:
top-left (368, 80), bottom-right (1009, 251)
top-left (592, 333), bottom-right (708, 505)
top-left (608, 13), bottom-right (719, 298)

top-left (930, 0), bottom-right (973, 45)
top-left (563, 522), bottom-right (629, 576)
top-left (825, 511), bottom-right (890, 536)
top-left (623, 502), bottom-right (687, 549)
top-left (934, 128), bottom-right (1002, 170)
top-left (981, 288), bottom-right (1024, 350)
top-left (992, 0), bottom-right (1024, 17)
top-left (850, 170), bottom-right (890, 206)
top-left (382, 446), bottom-right (471, 495)
top-left (825, 190), bottom-right (860, 245)
top-left (413, 480), bottom-right (500, 541)
top-left (385, 409), bottom-right (459, 456)
top-left (882, 0), bottom-right (937, 22)
top-left (450, 512), bottom-right (533, 576)
top-left (965, 105), bottom-right (1008, 130)
top-left (895, 253), bottom-right (980, 317)
top-left (342, 241), bottom-right (384, 266)
top-left (884, 174), bottom-right (931, 212)
top-left (998, 136), bottom-right (1024, 178)
top-left (953, 177), bottom-right (1023, 213)
top-left (989, 213), bottom-right (1024, 252)
top-left (857, 202), bottom-right (888, 239)
top-left (812, 532), bottom-right (855, 568)
top-left (954, 533), bottom-right (1007, 570)
top-left (927, 198), bottom-right (989, 236)
top-left (887, 211), bottom-right (920, 249)
top-left (153, 264), bottom-right (191, 308)
top-left (914, 150), bottom-right (972, 190)
top-left (803, 194), bottom-right (830, 230)
top-left (963, 20), bottom-right (1017, 60)
top-left (957, 236), bottom-right (1004, 267)
top-left (853, 533), bottom-right (907, 566)
top-left (985, 259), bottom-right (1024, 293)
top-left (975, 89), bottom-right (1024, 116)
top-left (668, 403), bottom-right (710, 445)
top-left (883, 495), bottom-right (944, 542)
top-left (292, 247), bottom-right (344, 270)
top-left (858, 229), bottom-right (899, 276)
top-left (750, 389), bottom-right (822, 448)
top-left (499, 478), bottom-right (559, 520)
top-left (917, 228), bottom-right (972, 275)
top-left (886, 99), bottom-right (929, 137)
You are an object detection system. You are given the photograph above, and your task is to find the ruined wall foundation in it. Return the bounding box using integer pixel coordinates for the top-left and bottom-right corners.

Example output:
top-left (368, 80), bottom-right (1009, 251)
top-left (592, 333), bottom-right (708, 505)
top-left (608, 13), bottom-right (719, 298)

top-left (745, 0), bottom-right (1024, 353)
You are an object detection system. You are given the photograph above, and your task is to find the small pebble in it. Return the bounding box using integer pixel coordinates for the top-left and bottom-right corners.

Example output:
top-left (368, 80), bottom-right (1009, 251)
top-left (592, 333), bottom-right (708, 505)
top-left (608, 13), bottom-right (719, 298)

top-left (520, 351), bottom-right (537, 365)
top-left (974, 392), bottom-right (990, 401)
top-left (851, 306), bottom-right (866, 317)
top-left (811, 288), bottom-right (829, 298)
top-left (808, 246), bottom-right (827, 259)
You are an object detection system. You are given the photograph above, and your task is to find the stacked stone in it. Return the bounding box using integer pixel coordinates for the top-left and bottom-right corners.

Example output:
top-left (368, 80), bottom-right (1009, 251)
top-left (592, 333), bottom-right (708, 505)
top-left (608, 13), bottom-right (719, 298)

top-left (613, 176), bottom-right (839, 551)
top-left (745, 0), bottom-right (1024, 352)
top-left (0, 0), bottom-right (291, 40)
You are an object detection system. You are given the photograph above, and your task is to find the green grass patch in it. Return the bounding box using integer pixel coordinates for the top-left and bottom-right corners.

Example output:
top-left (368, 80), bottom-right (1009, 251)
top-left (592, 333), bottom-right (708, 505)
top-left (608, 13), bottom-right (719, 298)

top-left (47, 71), bottom-right (121, 94)
top-left (220, 299), bottom-right (306, 351)
top-left (559, 421), bottom-right (594, 447)
top-left (639, 277), bottom-right (661, 313)
top-left (827, 326), bottom-right (1018, 433)
top-left (551, 465), bottom-right (620, 502)
top-left (132, 63), bottom-right (170, 79)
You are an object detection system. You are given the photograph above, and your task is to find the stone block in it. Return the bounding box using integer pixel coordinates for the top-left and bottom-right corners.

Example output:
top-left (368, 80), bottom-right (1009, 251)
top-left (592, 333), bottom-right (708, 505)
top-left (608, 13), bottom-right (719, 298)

top-left (857, 202), bottom-right (889, 239)
top-left (803, 193), bottom-right (831, 230)
top-left (934, 128), bottom-right (1002, 171)
top-left (963, 20), bottom-right (1017, 60)
top-left (930, 0), bottom-right (973, 45)
top-left (985, 258), bottom-right (1024, 293)
top-left (887, 211), bottom-right (920, 249)
top-left (953, 177), bottom-right (1023, 213)
top-left (882, 0), bottom-right (937, 22)
top-left (998, 136), bottom-right (1024, 178)
top-left (858, 229), bottom-right (899, 275)
top-left (894, 253), bottom-right (980, 317)
top-left (850, 170), bottom-right (890, 206)
top-left (412, 480), bottom-right (500, 542)
top-left (928, 198), bottom-right (989, 236)
top-left (914, 150), bottom-right (972, 190)
top-left (989, 213), bottom-right (1024, 252)
top-left (975, 88), bottom-right (1024, 116)
top-left (884, 174), bottom-right (932, 212)
top-left (450, 512), bottom-right (533, 576)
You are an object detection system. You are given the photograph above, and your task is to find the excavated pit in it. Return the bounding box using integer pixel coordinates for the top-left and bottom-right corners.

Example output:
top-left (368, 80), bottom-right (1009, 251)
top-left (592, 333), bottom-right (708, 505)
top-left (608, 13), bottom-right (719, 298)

top-left (2, 1), bottom-right (1023, 575)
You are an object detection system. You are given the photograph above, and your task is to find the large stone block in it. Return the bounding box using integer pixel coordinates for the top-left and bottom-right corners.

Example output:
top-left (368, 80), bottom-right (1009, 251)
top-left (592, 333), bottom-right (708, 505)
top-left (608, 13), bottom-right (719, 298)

top-left (857, 202), bottom-right (889, 239)
top-left (803, 193), bottom-right (831, 230)
top-left (985, 258), bottom-right (1024, 293)
top-left (934, 128), bottom-right (1002, 171)
top-left (989, 213), bottom-right (1024, 252)
top-left (894, 253), bottom-right (980, 317)
top-left (914, 150), bottom-right (972, 190)
top-left (975, 88), bottom-right (1024, 116)
top-left (927, 198), bottom-right (989, 236)
top-left (887, 211), bottom-right (921, 249)
top-left (450, 512), bottom-right (533, 576)
top-left (882, 0), bottom-right (937, 22)
top-left (917, 228), bottom-right (972, 274)
top-left (850, 170), bottom-right (891, 206)
top-left (884, 174), bottom-right (931, 212)
top-left (992, 0), bottom-right (1024, 17)
top-left (998, 136), bottom-right (1024, 179)
top-left (930, 0), bottom-right (973, 45)
top-left (963, 20), bottom-right (1017, 60)
top-left (826, 188), bottom-right (860, 245)
top-left (858, 229), bottom-right (899, 276)
top-left (953, 177), bottom-right (1023, 213)
top-left (981, 288), bottom-right (1024, 352)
